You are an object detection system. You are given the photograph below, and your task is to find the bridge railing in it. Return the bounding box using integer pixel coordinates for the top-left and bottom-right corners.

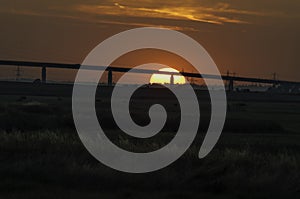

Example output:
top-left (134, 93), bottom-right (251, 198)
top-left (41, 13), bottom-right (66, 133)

top-left (0, 60), bottom-right (299, 91)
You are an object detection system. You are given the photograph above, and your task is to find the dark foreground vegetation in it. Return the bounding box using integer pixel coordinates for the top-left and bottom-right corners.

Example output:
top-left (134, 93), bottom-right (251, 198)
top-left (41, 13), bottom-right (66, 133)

top-left (0, 94), bottom-right (299, 198)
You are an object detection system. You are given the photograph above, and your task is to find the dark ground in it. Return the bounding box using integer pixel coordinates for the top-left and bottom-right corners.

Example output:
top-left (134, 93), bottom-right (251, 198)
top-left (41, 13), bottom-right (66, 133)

top-left (0, 82), bottom-right (299, 198)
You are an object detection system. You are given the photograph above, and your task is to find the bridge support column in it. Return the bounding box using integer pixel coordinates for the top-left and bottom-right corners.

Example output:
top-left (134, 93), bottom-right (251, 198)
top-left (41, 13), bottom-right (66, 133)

top-left (170, 74), bottom-right (174, 85)
top-left (229, 79), bottom-right (234, 92)
top-left (42, 66), bottom-right (46, 83)
top-left (108, 70), bottom-right (112, 86)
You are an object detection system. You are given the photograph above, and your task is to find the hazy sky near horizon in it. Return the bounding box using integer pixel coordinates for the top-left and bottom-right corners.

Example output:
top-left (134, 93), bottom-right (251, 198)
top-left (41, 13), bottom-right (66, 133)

top-left (0, 0), bottom-right (299, 81)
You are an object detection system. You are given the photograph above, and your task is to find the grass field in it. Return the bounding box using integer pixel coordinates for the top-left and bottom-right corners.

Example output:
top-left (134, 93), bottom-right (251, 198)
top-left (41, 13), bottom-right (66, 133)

top-left (0, 94), bottom-right (299, 198)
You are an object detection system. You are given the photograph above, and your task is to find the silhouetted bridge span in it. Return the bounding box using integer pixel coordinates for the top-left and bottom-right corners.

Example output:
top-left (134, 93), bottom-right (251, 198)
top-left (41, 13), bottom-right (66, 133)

top-left (0, 60), bottom-right (299, 92)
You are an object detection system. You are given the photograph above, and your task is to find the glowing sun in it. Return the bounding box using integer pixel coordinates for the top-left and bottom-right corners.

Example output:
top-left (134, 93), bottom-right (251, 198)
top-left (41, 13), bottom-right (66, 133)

top-left (150, 67), bottom-right (186, 84)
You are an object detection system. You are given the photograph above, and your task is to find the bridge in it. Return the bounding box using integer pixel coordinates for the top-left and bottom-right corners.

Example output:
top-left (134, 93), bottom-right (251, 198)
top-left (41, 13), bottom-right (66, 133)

top-left (0, 60), bottom-right (299, 92)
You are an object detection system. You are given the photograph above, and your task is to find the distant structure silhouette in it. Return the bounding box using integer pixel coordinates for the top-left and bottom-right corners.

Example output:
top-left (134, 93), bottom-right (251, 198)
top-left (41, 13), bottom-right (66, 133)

top-left (108, 70), bottom-right (113, 86)
top-left (15, 66), bottom-right (21, 81)
top-left (42, 66), bottom-right (46, 83)
top-left (170, 74), bottom-right (174, 85)
top-left (0, 60), bottom-right (300, 94)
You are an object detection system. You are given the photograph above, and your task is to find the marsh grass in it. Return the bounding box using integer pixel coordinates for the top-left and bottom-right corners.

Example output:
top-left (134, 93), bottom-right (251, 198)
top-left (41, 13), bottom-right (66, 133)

top-left (0, 129), bottom-right (300, 198)
top-left (0, 96), bottom-right (299, 198)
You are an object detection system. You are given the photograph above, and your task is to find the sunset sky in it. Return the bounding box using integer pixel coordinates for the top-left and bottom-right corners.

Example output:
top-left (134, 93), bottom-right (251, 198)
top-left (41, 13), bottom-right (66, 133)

top-left (0, 0), bottom-right (299, 81)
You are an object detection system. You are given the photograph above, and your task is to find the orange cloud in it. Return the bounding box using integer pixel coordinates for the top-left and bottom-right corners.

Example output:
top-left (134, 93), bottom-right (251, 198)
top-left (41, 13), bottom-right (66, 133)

top-left (75, 3), bottom-right (248, 25)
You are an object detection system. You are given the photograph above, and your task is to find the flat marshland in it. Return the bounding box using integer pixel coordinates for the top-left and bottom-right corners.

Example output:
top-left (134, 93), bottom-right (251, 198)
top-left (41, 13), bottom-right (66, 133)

top-left (0, 92), bottom-right (299, 198)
